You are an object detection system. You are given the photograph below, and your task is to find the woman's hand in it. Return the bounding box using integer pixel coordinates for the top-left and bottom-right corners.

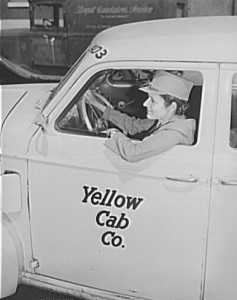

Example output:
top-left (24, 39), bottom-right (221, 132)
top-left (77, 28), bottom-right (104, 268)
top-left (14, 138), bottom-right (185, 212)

top-left (107, 128), bottom-right (120, 138)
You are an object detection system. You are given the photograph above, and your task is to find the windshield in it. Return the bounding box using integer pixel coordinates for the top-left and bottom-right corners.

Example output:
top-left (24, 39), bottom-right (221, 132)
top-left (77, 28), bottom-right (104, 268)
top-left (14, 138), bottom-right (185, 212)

top-left (44, 49), bottom-right (88, 108)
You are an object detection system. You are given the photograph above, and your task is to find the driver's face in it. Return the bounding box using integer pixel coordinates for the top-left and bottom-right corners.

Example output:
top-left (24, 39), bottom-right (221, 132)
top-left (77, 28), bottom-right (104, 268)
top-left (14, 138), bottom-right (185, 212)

top-left (143, 92), bottom-right (171, 120)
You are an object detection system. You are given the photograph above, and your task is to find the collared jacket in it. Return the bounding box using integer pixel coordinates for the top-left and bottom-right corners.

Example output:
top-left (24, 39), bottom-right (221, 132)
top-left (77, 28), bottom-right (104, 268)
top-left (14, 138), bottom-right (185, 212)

top-left (103, 108), bottom-right (196, 162)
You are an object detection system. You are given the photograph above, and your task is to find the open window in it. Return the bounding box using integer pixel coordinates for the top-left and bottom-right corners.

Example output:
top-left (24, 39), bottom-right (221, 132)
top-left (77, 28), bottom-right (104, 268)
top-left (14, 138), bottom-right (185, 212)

top-left (56, 68), bottom-right (203, 144)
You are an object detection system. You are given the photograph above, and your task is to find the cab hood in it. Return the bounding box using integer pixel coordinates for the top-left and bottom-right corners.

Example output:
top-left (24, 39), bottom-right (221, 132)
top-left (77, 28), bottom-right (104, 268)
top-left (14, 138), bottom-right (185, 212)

top-left (1, 83), bottom-right (57, 156)
top-left (1, 86), bottom-right (27, 123)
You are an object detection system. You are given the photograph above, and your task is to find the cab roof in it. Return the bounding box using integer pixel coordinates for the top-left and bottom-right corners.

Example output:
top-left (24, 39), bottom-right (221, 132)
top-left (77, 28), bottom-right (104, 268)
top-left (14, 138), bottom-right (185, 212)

top-left (92, 16), bottom-right (237, 63)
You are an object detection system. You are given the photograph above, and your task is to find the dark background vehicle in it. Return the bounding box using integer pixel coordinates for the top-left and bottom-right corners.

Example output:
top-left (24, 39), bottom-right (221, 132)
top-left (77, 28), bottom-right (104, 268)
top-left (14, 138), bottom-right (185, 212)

top-left (0, 0), bottom-right (188, 79)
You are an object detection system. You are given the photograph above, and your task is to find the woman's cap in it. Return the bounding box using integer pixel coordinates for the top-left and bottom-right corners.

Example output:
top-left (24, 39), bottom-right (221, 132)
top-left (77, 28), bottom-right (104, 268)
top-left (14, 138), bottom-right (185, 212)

top-left (140, 71), bottom-right (194, 101)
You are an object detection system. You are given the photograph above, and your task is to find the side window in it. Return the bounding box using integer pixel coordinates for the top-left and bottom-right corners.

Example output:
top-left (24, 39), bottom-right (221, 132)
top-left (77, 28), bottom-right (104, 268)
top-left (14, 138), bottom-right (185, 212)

top-left (56, 68), bottom-right (203, 145)
top-left (230, 74), bottom-right (237, 149)
top-left (31, 3), bottom-right (64, 29)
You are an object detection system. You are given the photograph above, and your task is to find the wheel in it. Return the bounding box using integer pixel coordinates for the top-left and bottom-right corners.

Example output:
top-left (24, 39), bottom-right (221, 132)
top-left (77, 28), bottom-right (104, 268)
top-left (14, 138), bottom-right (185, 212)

top-left (80, 91), bottom-right (112, 131)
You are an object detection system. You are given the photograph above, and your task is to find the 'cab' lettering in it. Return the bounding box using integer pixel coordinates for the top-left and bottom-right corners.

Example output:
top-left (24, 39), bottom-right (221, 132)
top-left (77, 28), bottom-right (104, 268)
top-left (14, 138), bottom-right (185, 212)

top-left (96, 210), bottom-right (130, 230)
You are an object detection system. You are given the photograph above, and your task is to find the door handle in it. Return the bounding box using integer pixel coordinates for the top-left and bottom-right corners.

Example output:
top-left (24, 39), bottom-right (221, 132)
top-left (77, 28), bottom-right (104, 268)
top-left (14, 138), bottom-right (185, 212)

top-left (165, 176), bottom-right (199, 183)
top-left (219, 178), bottom-right (237, 186)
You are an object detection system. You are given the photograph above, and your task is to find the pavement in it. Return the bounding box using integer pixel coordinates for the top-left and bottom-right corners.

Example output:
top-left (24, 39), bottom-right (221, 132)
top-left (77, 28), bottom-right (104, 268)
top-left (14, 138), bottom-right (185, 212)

top-left (3, 284), bottom-right (82, 300)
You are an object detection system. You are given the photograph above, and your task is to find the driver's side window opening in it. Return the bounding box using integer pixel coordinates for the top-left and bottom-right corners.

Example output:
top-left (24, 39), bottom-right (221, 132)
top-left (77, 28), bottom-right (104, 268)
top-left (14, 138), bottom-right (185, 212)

top-left (56, 68), bottom-right (203, 145)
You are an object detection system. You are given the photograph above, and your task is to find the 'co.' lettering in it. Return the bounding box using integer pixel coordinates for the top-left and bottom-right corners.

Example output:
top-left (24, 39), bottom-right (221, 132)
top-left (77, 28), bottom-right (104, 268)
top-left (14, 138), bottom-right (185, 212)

top-left (101, 231), bottom-right (125, 248)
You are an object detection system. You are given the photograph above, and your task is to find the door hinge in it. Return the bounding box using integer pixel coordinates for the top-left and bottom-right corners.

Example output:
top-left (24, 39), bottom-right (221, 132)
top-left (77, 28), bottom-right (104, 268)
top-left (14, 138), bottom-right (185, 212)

top-left (35, 113), bottom-right (49, 132)
top-left (29, 258), bottom-right (40, 269)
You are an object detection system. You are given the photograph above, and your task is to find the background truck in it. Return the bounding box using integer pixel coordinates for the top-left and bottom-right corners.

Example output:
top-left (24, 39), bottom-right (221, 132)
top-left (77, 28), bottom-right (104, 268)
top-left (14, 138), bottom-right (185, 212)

top-left (0, 0), bottom-right (188, 80)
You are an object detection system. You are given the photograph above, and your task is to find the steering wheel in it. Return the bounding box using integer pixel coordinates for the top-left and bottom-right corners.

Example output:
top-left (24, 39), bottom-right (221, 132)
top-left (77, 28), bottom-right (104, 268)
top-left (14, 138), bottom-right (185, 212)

top-left (79, 91), bottom-right (112, 131)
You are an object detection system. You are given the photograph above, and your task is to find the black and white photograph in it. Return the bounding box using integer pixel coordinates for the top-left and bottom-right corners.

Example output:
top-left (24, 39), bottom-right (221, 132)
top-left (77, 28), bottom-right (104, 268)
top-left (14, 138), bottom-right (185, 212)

top-left (1, 1), bottom-right (237, 299)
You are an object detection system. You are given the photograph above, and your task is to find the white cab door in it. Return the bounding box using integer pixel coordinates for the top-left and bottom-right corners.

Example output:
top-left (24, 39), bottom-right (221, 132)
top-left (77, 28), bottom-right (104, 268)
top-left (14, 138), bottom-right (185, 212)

top-left (27, 63), bottom-right (219, 300)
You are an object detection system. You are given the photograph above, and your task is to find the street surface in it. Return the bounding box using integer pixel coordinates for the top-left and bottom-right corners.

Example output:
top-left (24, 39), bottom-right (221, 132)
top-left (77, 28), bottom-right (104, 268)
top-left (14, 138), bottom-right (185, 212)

top-left (3, 284), bottom-right (82, 300)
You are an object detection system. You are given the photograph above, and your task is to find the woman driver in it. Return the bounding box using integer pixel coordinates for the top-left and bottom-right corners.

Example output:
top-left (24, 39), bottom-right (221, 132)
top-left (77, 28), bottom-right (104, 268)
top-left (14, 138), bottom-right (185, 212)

top-left (86, 71), bottom-right (196, 162)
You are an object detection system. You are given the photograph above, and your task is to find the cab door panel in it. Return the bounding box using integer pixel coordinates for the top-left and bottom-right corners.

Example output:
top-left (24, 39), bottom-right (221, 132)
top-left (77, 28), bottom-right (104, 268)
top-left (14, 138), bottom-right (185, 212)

top-left (28, 138), bottom-right (210, 300)
top-left (27, 65), bottom-right (218, 299)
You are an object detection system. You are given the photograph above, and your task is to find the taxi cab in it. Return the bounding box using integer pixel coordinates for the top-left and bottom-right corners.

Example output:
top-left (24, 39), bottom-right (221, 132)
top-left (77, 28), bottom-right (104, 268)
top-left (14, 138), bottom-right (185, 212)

top-left (1, 16), bottom-right (237, 300)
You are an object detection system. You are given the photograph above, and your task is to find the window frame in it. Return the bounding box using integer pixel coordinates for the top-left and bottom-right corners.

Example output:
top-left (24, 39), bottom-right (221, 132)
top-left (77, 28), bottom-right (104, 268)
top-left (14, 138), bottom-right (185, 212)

top-left (30, 2), bottom-right (65, 30)
top-left (55, 66), bottom-right (204, 146)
